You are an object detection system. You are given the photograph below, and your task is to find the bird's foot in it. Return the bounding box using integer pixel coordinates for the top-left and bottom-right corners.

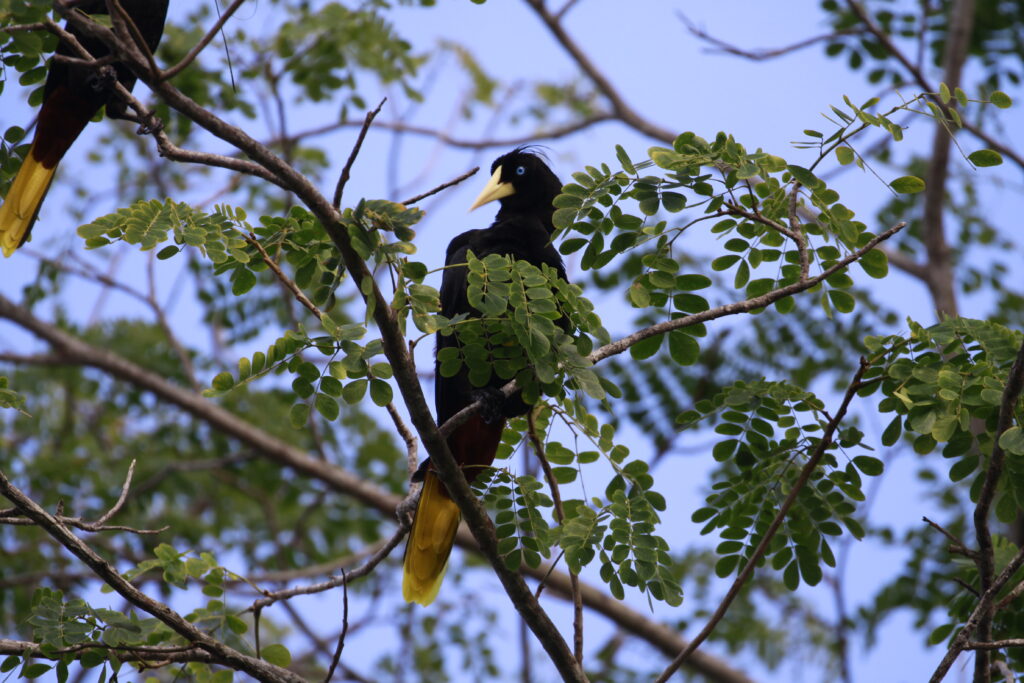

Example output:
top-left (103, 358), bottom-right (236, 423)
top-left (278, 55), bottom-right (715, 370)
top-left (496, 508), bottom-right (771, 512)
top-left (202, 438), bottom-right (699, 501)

top-left (135, 115), bottom-right (164, 136)
top-left (396, 483), bottom-right (422, 530)
top-left (471, 387), bottom-right (505, 425)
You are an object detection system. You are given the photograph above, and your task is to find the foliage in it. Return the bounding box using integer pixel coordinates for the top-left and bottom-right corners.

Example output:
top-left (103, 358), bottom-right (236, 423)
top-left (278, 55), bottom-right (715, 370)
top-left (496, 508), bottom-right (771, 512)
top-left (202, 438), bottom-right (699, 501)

top-left (0, 1), bottom-right (1022, 682)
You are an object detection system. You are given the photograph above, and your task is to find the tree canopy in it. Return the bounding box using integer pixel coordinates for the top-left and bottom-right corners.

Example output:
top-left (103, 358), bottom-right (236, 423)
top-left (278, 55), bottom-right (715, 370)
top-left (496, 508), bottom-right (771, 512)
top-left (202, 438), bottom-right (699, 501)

top-left (1, 1), bottom-right (1022, 682)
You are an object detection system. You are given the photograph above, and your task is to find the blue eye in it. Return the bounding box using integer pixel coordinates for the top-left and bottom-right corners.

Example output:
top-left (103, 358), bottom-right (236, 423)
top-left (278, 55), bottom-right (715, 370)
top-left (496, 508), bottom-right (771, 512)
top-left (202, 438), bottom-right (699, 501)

top-left (515, 166), bottom-right (526, 176)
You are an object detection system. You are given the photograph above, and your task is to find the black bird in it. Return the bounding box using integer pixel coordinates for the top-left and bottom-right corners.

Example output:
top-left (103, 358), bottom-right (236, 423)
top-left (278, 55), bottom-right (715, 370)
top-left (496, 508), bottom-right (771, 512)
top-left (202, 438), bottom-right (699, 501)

top-left (0, 0), bottom-right (170, 256)
top-left (403, 148), bottom-right (566, 605)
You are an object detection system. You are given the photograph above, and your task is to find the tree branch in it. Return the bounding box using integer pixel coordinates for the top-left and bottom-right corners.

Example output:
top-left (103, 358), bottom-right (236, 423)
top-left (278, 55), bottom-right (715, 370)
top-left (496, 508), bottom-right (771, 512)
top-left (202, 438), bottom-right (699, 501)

top-left (0, 294), bottom-right (753, 683)
top-left (0, 471), bottom-right (306, 683)
top-left (523, 0), bottom-right (675, 142)
top-left (655, 358), bottom-right (875, 682)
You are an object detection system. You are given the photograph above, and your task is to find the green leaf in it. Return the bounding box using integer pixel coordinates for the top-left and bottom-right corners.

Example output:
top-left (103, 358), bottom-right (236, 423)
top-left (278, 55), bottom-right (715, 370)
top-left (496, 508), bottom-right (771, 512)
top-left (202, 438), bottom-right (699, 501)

top-left (369, 379), bottom-right (393, 406)
top-left (615, 144), bottom-right (636, 174)
top-left (342, 379), bottom-right (368, 404)
top-left (990, 91), bottom-right (1012, 108)
top-left (853, 455), bottom-right (884, 476)
top-left (858, 249), bottom-right (888, 278)
top-left (786, 165), bottom-right (819, 188)
top-left (289, 403), bottom-right (309, 429)
top-left (928, 623), bottom-right (956, 645)
top-left (967, 149), bottom-right (1003, 167)
top-left (835, 147), bottom-right (855, 165)
top-left (828, 290), bottom-right (856, 313)
top-left (231, 268), bottom-right (257, 295)
top-left (881, 416), bottom-right (902, 446)
top-left (315, 394), bottom-right (339, 421)
top-left (889, 176), bottom-right (925, 194)
top-left (22, 664), bottom-right (52, 679)
top-left (211, 371), bottom-right (234, 392)
top-left (261, 644), bottom-right (291, 667)
top-left (999, 426), bottom-right (1024, 456)
top-left (668, 331), bottom-right (700, 365)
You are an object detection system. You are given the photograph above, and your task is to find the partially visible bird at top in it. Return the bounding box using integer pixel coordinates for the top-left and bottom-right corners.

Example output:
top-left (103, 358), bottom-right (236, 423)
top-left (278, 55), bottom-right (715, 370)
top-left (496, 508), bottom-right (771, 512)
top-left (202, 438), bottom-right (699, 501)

top-left (402, 147), bottom-right (567, 606)
top-left (0, 0), bottom-right (170, 257)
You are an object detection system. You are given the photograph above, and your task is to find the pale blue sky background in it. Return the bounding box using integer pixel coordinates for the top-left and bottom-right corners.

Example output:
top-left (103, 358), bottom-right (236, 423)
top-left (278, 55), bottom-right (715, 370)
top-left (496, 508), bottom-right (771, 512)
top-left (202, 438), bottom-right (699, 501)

top-left (2, 1), bottom-right (1023, 681)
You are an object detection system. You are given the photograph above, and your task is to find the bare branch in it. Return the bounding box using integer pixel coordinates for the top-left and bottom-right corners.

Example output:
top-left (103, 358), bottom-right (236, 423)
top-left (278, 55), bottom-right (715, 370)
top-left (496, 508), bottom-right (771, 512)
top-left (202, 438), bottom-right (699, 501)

top-left (971, 335), bottom-right (1024, 668)
top-left (0, 460), bottom-right (166, 535)
top-left (276, 115), bottom-right (616, 152)
top-left (678, 10), bottom-right (862, 61)
top-left (930, 542), bottom-right (1024, 682)
top-left (333, 99), bottom-right (386, 210)
top-left (523, 0), bottom-right (674, 142)
top-left (0, 639), bottom-right (220, 665)
top-left (248, 527), bottom-right (406, 611)
top-left (400, 166), bottom-right (480, 206)
top-left (965, 640), bottom-right (1024, 651)
top-left (160, 0), bottom-right (248, 81)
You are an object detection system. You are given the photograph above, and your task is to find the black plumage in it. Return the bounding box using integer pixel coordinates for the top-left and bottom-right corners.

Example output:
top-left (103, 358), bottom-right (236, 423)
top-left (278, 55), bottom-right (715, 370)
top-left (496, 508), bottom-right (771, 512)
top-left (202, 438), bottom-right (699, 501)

top-left (403, 147), bottom-right (566, 605)
top-left (0, 0), bottom-right (170, 256)
top-left (435, 148), bottom-right (567, 429)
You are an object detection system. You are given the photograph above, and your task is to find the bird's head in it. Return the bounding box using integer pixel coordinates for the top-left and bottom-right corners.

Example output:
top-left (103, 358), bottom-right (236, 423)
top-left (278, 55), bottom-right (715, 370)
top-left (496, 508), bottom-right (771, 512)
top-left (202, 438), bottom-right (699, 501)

top-left (469, 147), bottom-right (562, 226)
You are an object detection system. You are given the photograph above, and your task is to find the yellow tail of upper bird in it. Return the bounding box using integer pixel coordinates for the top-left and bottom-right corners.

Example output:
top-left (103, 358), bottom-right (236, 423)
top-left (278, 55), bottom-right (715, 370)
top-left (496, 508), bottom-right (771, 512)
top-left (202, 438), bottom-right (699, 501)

top-left (402, 472), bottom-right (461, 606)
top-left (0, 142), bottom-right (57, 257)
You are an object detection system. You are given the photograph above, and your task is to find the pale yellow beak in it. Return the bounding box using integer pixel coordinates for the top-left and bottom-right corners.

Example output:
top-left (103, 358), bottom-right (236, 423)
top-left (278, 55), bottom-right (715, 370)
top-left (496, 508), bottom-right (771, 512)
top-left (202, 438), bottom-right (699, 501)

top-left (469, 166), bottom-right (516, 211)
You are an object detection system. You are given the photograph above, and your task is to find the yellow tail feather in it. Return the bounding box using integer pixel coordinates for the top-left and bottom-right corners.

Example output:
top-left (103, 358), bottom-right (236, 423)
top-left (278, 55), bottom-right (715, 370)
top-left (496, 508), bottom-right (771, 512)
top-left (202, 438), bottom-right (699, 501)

top-left (0, 143), bottom-right (57, 257)
top-left (402, 472), bottom-right (461, 606)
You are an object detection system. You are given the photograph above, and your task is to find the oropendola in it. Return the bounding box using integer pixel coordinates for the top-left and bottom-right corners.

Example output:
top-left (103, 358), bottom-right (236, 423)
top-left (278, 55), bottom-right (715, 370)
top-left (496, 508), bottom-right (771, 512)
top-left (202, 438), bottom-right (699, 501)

top-left (0, 0), bottom-right (169, 257)
top-left (402, 148), bottom-right (566, 606)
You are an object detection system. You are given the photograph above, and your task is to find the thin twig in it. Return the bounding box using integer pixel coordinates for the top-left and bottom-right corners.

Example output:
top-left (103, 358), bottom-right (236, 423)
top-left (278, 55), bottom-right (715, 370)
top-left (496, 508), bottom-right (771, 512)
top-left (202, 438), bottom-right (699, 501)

top-left (400, 166), bottom-right (480, 206)
top-left (95, 459), bottom-right (137, 525)
top-left (244, 232), bottom-right (323, 318)
top-left (322, 570), bottom-right (348, 683)
top-left (247, 527), bottom-right (406, 611)
top-left (527, 409), bottom-right (583, 665)
top-left (333, 99), bottom-right (386, 209)
top-left (677, 10), bottom-right (862, 61)
top-left (386, 403), bottom-right (419, 477)
top-left (923, 516), bottom-right (976, 558)
top-left (160, 0), bottom-right (247, 81)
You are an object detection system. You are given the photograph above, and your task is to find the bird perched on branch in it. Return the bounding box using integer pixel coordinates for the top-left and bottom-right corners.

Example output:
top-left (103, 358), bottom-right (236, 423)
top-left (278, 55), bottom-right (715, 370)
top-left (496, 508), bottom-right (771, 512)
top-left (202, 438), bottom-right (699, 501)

top-left (0, 0), bottom-right (169, 257)
top-left (403, 147), bottom-right (566, 606)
